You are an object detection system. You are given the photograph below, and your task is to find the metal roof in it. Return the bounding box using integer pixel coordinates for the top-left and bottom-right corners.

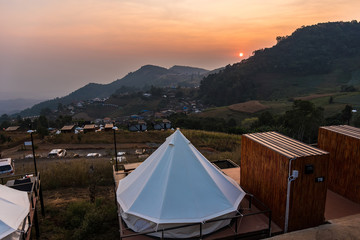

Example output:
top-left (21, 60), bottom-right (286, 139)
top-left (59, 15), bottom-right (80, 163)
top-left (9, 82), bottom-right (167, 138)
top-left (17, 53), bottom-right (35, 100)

top-left (243, 131), bottom-right (328, 158)
top-left (60, 125), bottom-right (75, 131)
top-left (83, 124), bottom-right (96, 129)
top-left (320, 125), bottom-right (360, 140)
top-left (5, 126), bottom-right (20, 131)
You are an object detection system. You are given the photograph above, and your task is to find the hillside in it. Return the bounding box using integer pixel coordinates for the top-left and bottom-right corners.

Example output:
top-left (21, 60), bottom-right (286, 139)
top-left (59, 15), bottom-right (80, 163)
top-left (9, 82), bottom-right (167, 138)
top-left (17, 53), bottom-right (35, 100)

top-left (199, 21), bottom-right (360, 106)
top-left (17, 65), bottom-right (210, 116)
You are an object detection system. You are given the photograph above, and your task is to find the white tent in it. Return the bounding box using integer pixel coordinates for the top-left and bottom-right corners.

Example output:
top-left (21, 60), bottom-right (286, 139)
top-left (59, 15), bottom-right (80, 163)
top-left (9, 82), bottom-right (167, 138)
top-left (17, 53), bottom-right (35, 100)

top-left (0, 184), bottom-right (30, 240)
top-left (117, 129), bottom-right (246, 238)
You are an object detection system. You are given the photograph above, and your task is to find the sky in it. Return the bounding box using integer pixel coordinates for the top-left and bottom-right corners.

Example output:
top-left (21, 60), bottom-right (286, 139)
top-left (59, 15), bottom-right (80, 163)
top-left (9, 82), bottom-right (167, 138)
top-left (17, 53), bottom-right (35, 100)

top-left (1, 0), bottom-right (359, 100)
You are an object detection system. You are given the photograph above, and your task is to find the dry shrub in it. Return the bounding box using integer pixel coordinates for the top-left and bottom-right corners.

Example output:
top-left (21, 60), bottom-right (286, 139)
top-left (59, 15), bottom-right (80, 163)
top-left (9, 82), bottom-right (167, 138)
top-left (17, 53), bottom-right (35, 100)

top-left (18, 158), bottom-right (113, 190)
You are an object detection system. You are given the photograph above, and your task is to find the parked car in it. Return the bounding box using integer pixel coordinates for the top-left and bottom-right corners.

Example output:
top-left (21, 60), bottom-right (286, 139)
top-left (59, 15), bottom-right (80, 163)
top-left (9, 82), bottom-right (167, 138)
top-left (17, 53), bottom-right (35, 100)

top-left (117, 156), bottom-right (126, 162)
top-left (25, 153), bottom-right (41, 159)
top-left (0, 158), bottom-right (14, 175)
top-left (48, 149), bottom-right (67, 158)
top-left (87, 153), bottom-right (102, 157)
top-left (135, 149), bottom-right (145, 155)
top-left (117, 151), bottom-right (126, 156)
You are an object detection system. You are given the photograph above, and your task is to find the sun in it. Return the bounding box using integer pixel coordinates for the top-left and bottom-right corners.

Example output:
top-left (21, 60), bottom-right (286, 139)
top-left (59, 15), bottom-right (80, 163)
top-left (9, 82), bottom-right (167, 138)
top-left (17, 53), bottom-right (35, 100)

top-left (239, 52), bottom-right (244, 57)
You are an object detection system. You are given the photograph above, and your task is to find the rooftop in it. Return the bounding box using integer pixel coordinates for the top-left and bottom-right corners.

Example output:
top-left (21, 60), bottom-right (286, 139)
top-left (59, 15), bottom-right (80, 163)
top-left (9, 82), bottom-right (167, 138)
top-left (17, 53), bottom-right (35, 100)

top-left (243, 131), bottom-right (328, 158)
top-left (320, 125), bottom-right (360, 139)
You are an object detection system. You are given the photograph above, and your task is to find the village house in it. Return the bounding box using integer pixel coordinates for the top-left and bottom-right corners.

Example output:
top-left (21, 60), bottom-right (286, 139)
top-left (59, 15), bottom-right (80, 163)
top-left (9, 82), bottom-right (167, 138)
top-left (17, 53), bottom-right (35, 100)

top-left (104, 123), bottom-right (114, 131)
top-left (4, 126), bottom-right (20, 132)
top-left (153, 119), bottom-right (171, 130)
top-left (60, 125), bottom-right (76, 133)
top-left (83, 124), bottom-right (97, 133)
top-left (128, 120), bottom-right (147, 132)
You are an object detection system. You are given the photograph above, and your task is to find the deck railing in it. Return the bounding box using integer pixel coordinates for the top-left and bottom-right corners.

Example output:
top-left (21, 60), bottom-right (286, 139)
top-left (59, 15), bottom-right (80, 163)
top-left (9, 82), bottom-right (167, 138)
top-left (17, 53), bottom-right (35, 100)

top-left (118, 193), bottom-right (272, 240)
top-left (1, 171), bottom-right (43, 239)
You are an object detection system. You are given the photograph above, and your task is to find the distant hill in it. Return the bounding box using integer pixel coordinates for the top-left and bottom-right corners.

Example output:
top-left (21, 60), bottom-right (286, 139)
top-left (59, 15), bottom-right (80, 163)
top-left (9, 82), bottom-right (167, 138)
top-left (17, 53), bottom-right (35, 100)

top-left (199, 21), bottom-right (360, 106)
top-left (18, 65), bottom-right (211, 116)
top-left (0, 98), bottom-right (44, 115)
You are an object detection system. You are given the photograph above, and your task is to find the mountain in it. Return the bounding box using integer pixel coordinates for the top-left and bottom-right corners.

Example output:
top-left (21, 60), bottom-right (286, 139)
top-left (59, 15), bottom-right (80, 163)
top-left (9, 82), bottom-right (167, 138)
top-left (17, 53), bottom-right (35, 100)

top-left (0, 98), bottom-right (44, 115)
top-left (18, 65), bottom-right (211, 116)
top-left (199, 21), bottom-right (360, 106)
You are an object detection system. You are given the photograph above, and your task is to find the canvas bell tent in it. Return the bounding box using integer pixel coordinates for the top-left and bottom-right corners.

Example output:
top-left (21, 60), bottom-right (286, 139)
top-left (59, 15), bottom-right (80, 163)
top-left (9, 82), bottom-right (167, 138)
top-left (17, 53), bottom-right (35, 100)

top-left (116, 129), bottom-right (246, 238)
top-left (0, 184), bottom-right (30, 240)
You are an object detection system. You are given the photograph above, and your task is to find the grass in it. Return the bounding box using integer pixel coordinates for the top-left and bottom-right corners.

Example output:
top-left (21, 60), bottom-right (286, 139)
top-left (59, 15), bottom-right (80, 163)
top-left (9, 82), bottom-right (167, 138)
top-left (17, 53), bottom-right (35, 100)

top-left (49, 130), bottom-right (172, 145)
top-left (0, 132), bottom-right (31, 152)
top-left (15, 158), bottom-right (118, 240)
top-left (197, 91), bottom-right (360, 126)
top-left (8, 129), bottom-right (244, 239)
top-left (16, 158), bottom-right (114, 190)
top-left (39, 187), bottom-right (119, 240)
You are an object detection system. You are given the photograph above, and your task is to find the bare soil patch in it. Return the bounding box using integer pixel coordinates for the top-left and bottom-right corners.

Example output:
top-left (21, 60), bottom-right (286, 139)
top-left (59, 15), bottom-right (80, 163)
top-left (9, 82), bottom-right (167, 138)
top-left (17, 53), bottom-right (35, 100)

top-left (228, 100), bottom-right (269, 113)
top-left (295, 93), bottom-right (334, 101)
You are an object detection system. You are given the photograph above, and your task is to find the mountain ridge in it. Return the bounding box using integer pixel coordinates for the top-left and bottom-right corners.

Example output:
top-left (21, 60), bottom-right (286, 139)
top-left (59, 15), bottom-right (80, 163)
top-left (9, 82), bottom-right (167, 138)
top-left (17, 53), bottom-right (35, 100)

top-left (199, 21), bottom-right (360, 106)
top-left (17, 65), bottom-right (211, 116)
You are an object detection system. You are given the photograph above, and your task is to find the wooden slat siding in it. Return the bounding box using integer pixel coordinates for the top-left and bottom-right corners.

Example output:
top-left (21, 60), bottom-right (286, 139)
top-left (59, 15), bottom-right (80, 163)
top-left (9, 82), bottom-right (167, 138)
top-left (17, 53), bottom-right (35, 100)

top-left (289, 154), bottom-right (329, 231)
top-left (241, 132), bottom-right (329, 232)
top-left (241, 134), bottom-right (289, 229)
top-left (318, 125), bottom-right (360, 203)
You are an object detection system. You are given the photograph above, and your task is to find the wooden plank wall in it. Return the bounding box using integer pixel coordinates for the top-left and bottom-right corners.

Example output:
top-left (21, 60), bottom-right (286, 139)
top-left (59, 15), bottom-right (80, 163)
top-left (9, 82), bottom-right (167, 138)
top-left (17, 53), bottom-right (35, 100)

top-left (241, 135), bottom-right (289, 229)
top-left (289, 154), bottom-right (328, 231)
top-left (241, 134), bottom-right (329, 231)
top-left (318, 126), bottom-right (360, 203)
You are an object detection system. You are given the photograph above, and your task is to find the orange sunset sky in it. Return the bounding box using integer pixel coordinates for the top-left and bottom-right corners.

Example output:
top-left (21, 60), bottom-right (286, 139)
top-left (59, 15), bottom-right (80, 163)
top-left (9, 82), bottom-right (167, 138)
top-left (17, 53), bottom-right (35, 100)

top-left (0, 0), bottom-right (359, 100)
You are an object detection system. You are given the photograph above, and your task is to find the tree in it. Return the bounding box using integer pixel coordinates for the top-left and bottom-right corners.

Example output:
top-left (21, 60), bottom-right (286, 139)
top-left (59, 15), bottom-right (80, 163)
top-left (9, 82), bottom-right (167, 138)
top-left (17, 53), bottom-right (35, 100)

top-left (354, 114), bottom-right (360, 127)
top-left (35, 115), bottom-right (49, 138)
top-left (0, 114), bottom-right (10, 123)
top-left (227, 118), bottom-right (237, 128)
top-left (341, 105), bottom-right (353, 125)
top-left (149, 86), bottom-right (163, 97)
top-left (252, 111), bottom-right (275, 128)
top-left (40, 108), bottom-right (52, 116)
top-left (283, 100), bottom-right (324, 143)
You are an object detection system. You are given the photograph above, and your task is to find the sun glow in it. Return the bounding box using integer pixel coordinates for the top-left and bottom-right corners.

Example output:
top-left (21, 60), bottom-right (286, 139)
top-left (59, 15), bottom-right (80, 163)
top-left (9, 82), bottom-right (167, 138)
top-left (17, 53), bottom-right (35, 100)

top-left (239, 52), bottom-right (244, 57)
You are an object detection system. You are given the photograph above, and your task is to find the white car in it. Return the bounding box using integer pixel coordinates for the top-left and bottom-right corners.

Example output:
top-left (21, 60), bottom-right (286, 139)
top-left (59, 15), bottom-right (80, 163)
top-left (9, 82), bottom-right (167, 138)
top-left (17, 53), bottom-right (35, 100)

top-left (135, 149), bottom-right (145, 155)
top-left (117, 156), bottom-right (126, 162)
top-left (0, 158), bottom-right (14, 175)
top-left (48, 149), bottom-right (67, 157)
top-left (117, 152), bottom-right (126, 156)
top-left (87, 153), bottom-right (102, 157)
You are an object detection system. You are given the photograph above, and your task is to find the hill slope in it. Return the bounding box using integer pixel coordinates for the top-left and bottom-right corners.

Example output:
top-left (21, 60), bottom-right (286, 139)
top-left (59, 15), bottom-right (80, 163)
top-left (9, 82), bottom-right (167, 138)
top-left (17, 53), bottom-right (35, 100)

top-left (18, 65), bottom-right (210, 116)
top-left (199, 21), bottom-right (360, 106)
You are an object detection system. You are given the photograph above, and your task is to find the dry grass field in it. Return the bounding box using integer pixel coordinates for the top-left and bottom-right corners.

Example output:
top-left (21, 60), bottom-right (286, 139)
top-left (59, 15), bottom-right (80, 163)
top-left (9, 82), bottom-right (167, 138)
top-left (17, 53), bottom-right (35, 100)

top-left (1, 129), bottom-right (242, 240)
top-left (294, 93), bottom-right (335, 101)
top-left (228, 100), bottom-right (269, 113)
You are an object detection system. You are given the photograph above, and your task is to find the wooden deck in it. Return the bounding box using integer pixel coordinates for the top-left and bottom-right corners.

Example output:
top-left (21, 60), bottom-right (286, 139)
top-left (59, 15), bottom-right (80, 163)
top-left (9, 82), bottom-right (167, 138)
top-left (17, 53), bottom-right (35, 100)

top-left (2, 172), bottom-right (44, 240)
top-left (113, 163), bottom-right (280, 239)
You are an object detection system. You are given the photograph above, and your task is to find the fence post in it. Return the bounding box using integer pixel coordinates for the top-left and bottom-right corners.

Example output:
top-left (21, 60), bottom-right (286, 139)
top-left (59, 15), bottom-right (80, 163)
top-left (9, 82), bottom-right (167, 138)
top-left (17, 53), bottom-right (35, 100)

top-left (235, 216), bottom-right (238, 235)
top-left (268, 211), bottom-right (272, 237)
top-left (199, 223), bottom-right (202, 239)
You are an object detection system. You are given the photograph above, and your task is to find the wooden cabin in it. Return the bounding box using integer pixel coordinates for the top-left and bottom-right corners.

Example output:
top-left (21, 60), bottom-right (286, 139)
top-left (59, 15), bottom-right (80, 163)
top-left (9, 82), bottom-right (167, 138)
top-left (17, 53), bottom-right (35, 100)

top-left (241, 131), bottom-right (329, 232)
top-left (83, 124), bottom-right (97, 133)
top-left (104, 123), bottom-right (114, 132)
top-left (318, 125), bottom-right (360, 203)
top-left (4, 126), bottom-right (20, 132)
top-left (60, 125), bottom-right (75, 133)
